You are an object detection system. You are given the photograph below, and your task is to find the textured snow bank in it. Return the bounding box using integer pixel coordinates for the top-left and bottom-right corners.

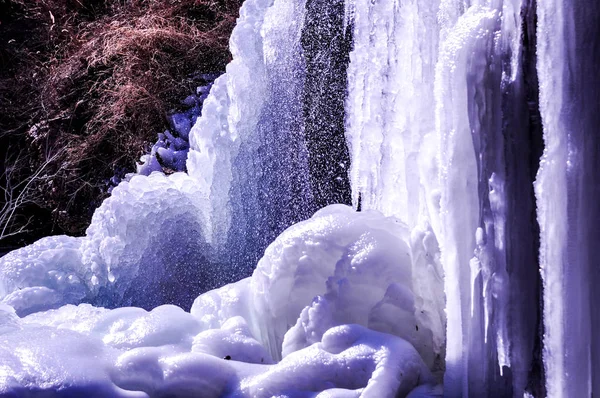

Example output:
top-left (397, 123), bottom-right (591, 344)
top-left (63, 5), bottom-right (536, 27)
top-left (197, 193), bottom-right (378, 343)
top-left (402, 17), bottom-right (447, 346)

top-left (0, 206), bottom-right (441, 396)
top-left (0, 172), bottom-right (212, 314)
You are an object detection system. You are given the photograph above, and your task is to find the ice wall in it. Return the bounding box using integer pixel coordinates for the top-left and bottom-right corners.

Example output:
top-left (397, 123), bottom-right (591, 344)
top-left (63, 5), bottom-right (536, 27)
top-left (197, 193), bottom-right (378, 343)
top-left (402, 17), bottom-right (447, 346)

top-left (0, 173), bottom-right (213, 314)
top-left (187, 0), bottom-right (315, 279)
top-left (186, 0), bottom-right (360, 277)
top-left (345, 0), bottom-right (544, 395)
top-left (536, 0), bottom-right (600, 395)
top-left (345, 0), bottom-right (440, 228)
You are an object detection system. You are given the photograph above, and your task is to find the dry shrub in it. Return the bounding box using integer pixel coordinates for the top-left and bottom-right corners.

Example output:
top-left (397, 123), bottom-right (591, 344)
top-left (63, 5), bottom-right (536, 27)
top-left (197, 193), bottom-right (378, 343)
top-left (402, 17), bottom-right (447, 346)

top-left (0, 0), bottom-right (239, 248)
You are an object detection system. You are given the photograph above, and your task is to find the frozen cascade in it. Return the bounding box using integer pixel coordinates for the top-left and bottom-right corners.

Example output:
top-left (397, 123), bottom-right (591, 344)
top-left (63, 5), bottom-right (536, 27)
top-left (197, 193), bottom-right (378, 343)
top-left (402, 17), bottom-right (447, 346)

top-left (187, 0), bottom-right (315, 278)
top-left (345, 0), bottom-right (547, 395)
top-left (1, 0), bottom-right (599, 395)
top-left (0, 0), bottom-right (356, 314)
top-left (345, 0), bottom-right (441, 227)
top-left (186, 0), bottom-right (354, 277)
top-left (536, 0), bottom-right (600, 395)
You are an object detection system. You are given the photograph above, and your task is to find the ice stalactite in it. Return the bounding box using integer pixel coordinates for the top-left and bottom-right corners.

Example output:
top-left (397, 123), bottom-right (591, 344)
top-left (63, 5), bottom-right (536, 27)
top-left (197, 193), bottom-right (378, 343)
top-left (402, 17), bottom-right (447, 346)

top-left (345, 0), bottom-right (441, 228)
top-left (536, 0), bottom-right (600, 395)
top-left (435, 8), bottom-right (499, 395)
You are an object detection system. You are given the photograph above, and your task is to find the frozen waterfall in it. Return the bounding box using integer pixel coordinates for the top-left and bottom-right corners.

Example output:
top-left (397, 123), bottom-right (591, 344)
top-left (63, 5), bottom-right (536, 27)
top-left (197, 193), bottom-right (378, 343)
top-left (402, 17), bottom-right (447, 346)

top-left (1, 0), bottom-right (600, 396)
top-left (345, 1), bottom-right (530, 394)
top-left (536, 0), bottom-right (600, 396)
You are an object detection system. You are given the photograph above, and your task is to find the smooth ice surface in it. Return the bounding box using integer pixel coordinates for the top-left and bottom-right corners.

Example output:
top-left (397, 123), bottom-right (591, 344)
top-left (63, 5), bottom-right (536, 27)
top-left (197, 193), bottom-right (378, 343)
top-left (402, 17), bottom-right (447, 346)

top-left (536, 0), bottom-right (600, 395)
top-left (0, 207), bottom-right (439, 397)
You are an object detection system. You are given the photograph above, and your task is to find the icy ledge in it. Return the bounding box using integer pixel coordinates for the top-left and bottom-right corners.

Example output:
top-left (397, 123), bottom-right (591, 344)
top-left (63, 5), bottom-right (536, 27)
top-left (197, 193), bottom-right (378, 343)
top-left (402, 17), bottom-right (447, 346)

top-left (0, 205), bottom-right (444, 397)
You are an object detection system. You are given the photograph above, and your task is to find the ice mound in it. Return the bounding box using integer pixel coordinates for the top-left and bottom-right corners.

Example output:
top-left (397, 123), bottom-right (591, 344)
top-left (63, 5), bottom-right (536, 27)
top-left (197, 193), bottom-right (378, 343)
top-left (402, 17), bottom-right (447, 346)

top-left (0, 172), bottom-right (212, 315)
top-left (192, 205), bottom-right (445, 370)
top-left (1, 302), bottom-right (433, 397)
top-left (0, 236), bottom-right (87, 316)
top-left (0, 205), bottom-right (443, 396)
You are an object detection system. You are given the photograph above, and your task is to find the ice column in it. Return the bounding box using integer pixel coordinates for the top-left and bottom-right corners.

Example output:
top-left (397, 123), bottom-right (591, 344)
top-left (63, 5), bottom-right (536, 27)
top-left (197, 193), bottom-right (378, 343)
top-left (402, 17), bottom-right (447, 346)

top-left (344, 0), bottom-right (447, 375)
top-left (345, 0), bottom-right (441, 228)
top-left (536, 0), bottom-right (600, 395)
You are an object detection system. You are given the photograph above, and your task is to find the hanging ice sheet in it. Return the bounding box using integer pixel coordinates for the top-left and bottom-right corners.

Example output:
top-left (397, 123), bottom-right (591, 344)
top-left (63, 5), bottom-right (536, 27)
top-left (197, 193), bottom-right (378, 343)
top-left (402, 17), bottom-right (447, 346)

top-left (344, 0), bottom-right (543, 395)
top-left (536, 0), bottom-right (600, 395)
top-left (187, 0), bottom-right (315, 279)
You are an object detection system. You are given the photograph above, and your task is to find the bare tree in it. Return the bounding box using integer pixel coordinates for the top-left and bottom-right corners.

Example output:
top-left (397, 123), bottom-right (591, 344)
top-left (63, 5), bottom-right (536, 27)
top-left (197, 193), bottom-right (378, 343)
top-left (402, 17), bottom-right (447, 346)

top-left (0, 143), bottom-right (64, 243)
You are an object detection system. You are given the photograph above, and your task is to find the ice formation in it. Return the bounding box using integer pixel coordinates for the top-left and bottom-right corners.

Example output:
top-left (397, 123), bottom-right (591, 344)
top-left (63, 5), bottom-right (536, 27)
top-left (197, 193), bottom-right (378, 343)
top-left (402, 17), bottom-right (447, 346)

top-left (344, 0), bottom-right (547, 395)
top-left (1, 0), bottom-right (599, 396)
top-left (0, 172), bottom-right (214, 313)
top-left (191, 205), bottom-right (443, 369)
top-left (135, 75), bottom-right (219, 177)
top-left (0, 208), bottom-right (438, 397)
top-left (186, 0), bottom-right (315, 274)
top-left (535, 0), bottom-right (600, 396)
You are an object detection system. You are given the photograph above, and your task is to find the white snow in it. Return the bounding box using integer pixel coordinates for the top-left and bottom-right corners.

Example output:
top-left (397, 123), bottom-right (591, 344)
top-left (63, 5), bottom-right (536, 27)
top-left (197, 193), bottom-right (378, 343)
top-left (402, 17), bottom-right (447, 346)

top-left (0, 206), bottom-right (438, 397)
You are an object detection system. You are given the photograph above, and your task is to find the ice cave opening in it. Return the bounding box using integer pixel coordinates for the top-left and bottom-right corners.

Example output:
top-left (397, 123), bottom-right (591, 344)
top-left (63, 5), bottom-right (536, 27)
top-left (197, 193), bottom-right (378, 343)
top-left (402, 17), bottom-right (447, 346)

top-left (1, 0), bottom-right (599, 397)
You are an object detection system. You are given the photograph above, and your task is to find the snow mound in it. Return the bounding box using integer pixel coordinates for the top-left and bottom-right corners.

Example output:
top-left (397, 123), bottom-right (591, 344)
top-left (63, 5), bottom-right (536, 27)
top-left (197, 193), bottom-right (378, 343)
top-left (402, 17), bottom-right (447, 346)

top-left (0, 205), bottom-right (443, 396)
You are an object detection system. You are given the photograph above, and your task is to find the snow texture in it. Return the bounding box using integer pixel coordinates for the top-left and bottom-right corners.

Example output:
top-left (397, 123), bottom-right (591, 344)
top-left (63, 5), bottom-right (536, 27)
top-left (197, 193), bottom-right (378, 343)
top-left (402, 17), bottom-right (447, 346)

top-left (1, 206), bottom-right (438, 397)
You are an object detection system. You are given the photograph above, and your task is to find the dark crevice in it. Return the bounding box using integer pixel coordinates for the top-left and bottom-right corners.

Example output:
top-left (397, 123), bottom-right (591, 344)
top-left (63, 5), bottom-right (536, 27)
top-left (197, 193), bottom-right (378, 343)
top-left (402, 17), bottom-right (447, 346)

top-left (301, 0), bottom-right (353, 209)
top-left (504, 0), bottom-right (546, 397)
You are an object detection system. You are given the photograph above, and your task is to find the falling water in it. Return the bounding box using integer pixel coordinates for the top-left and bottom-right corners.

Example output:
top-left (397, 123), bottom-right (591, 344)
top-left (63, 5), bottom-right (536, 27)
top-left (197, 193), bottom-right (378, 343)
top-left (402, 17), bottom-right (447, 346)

top-left (1, 0), bottom-right (599, 395)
